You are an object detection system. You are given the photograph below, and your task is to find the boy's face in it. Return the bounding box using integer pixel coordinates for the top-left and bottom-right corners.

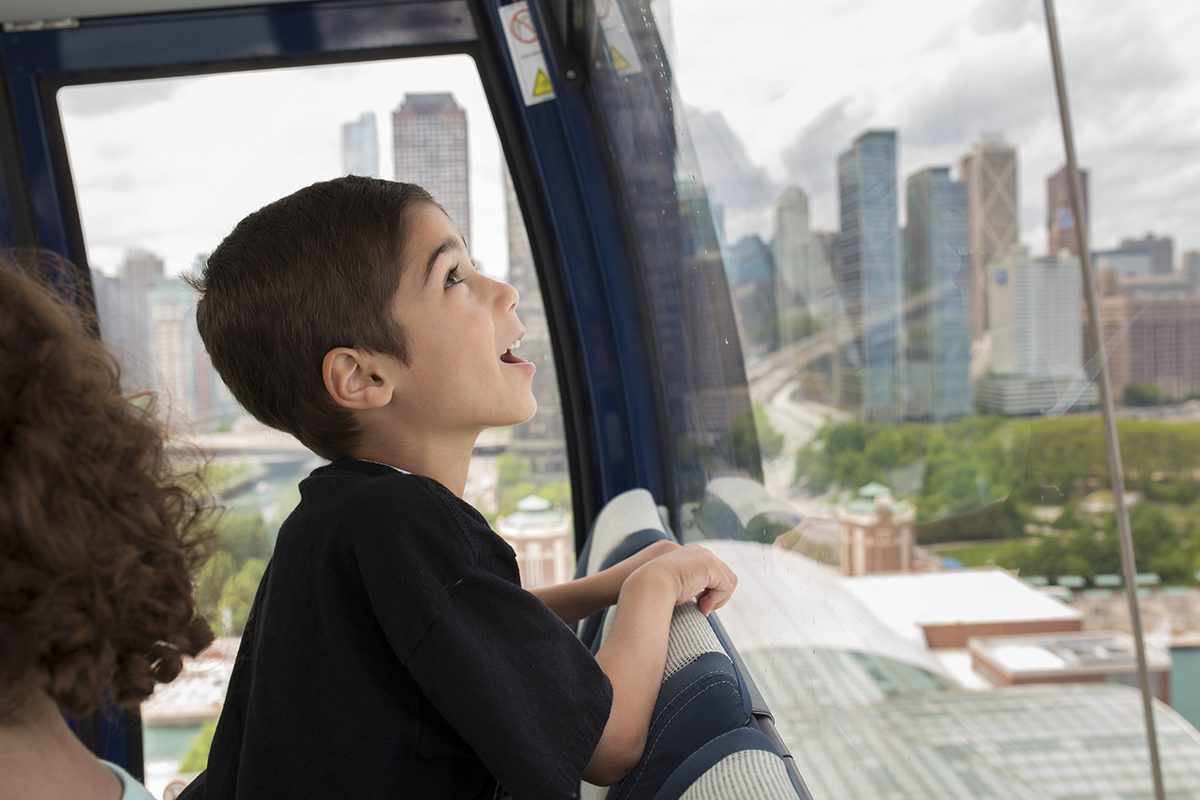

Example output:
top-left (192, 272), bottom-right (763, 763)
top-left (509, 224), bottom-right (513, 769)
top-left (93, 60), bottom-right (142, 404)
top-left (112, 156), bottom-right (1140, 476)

top-left (384, 203), bottom-right (537, 433)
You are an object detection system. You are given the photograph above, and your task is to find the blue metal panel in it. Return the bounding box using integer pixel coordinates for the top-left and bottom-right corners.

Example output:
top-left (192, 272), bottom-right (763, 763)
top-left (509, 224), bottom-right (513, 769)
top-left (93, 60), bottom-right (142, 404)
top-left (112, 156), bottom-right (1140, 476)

top-left (482, 0), bottom-right (666, 501)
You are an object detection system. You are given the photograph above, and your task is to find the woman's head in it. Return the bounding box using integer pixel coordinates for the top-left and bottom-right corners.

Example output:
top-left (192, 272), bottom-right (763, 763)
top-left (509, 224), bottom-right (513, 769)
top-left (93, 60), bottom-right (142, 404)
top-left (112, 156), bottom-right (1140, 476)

top-left (0, 257), bottom-right (213, 720)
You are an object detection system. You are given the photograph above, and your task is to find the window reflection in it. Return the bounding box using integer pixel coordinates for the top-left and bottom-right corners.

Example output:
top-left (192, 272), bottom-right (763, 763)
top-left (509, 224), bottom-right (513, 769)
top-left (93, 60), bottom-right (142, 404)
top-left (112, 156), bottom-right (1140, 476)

top-left (612, 0), bottom-right (1200, 795)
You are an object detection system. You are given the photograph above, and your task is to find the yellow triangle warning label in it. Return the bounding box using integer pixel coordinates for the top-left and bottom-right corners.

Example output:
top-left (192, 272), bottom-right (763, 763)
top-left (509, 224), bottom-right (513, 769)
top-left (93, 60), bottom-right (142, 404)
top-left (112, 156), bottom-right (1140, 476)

top-left (532, 69), bottom-right (554, 97)
top-left (610, 45), bottom-right (632, 72)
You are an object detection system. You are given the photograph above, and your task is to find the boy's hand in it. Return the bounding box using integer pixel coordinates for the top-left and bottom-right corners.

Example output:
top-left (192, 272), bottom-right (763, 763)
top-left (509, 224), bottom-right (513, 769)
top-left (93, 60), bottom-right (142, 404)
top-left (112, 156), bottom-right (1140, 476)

top-left (625, 544), bottom-right (738, 615)
top-left (598, 539), bottom-right (680, 605)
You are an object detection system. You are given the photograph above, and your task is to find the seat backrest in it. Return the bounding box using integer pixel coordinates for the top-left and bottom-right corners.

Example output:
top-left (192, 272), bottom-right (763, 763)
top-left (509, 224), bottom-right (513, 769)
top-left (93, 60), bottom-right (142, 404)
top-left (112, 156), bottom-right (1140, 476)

top-left (657, 727), bottom-right (805, 800)
top-left (584, 602), bottom-right (751, 800)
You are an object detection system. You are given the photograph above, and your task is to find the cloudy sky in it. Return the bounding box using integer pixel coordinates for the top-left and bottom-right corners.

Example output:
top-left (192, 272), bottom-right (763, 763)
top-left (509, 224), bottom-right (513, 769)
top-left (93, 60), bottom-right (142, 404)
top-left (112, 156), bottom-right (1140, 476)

top-left (57, 0), bottom-right (1200, 280)
top-left (670, 0), bottom-right (1200, 256)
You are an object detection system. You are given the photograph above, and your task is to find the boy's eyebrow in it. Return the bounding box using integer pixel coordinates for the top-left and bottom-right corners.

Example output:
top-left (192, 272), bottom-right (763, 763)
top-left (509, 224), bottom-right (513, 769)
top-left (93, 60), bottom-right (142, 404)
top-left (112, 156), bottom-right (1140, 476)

top-left (422, 236), bottom-right (462, 286)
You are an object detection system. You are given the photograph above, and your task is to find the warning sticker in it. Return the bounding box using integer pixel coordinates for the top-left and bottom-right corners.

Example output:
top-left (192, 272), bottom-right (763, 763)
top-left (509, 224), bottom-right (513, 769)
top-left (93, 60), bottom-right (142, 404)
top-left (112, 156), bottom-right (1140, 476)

top-left (597, 0), bottom-right (643, 77)
top-left (500, 2), bottom-right (556, 106)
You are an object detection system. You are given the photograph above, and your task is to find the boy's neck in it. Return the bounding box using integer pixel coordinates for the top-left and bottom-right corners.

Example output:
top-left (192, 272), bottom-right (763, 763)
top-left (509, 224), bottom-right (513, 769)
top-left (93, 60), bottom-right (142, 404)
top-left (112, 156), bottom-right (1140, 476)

top-left (351, 429), bottom-right (479, 498)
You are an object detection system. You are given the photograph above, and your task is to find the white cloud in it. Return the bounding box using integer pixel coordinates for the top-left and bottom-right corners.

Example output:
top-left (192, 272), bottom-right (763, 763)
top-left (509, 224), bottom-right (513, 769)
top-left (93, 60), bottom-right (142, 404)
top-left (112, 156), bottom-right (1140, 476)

top-left (58, 55), bottom-right (509, 278)
top-left (670, 0), bottom-right (1200, 255)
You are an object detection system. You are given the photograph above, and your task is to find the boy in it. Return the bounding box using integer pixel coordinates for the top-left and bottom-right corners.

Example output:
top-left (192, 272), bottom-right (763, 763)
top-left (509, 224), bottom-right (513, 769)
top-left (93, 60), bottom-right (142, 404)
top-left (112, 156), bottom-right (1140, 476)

top-left (180, 177), bottom-right (737, 799)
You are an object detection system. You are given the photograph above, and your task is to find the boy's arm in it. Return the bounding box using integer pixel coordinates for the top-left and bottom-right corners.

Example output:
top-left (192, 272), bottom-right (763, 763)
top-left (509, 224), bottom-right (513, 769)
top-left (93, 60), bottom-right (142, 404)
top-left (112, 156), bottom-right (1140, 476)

top-left (581, 546), bottom-right (737, 786)
top-left (530, 540), bottom-right (678, 625)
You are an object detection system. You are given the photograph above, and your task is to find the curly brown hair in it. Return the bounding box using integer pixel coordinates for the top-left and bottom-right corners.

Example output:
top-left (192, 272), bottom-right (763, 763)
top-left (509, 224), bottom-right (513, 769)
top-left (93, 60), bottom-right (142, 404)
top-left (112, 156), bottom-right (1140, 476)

top-left (0, 257), bottom-right (214, 721)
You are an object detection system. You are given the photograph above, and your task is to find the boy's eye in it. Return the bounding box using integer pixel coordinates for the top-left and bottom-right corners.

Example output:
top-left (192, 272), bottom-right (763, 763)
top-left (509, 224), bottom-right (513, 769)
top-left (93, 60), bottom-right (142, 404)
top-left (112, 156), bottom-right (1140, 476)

top-left (443, 266), bottom-right (463, 290)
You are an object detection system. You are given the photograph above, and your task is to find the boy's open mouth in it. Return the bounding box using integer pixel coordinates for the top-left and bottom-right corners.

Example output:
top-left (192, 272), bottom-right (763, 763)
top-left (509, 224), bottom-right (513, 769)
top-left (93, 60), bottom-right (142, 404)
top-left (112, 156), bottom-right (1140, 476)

top-left (500, 335), bottom-right (527, 364)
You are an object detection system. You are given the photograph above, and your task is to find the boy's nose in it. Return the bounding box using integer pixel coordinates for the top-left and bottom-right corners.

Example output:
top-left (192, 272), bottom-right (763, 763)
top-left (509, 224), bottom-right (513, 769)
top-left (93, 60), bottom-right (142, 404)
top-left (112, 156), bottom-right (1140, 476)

top-left (498, 278), bottom-right (519, 312)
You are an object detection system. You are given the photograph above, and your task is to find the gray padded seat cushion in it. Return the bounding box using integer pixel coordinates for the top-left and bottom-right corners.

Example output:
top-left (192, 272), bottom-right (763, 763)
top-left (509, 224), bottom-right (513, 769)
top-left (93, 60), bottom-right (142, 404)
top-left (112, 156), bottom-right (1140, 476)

top-left (586, 489), bottom-right (663, 576)
top-left (599, 602), bottom-right (723, 682)
top-left (677, 749), bottom-right (798, 800)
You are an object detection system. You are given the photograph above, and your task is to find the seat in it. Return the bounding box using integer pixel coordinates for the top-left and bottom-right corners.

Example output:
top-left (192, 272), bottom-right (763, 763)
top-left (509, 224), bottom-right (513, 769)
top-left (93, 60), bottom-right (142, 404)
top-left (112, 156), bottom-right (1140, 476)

top-left (655, 727), bottom-right (805, 800)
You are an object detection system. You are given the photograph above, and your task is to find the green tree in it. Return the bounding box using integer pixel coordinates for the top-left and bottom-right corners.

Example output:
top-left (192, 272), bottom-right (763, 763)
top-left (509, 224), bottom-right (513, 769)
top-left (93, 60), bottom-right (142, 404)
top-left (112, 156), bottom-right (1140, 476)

top-left (752, 403), bottom-right (784, 461)
top-left (1124, 382), bottom-right (1162, 406)
top-left (215, 512), bottom-right (272, 568)
top-left (218, 557), bottom-right (267, 636)
top-left (195, 550), bottom-right (234, 626)
top-left (179, 718), bottom-right (218, 773)
top-left (496, 452), bottom-right (533, 486)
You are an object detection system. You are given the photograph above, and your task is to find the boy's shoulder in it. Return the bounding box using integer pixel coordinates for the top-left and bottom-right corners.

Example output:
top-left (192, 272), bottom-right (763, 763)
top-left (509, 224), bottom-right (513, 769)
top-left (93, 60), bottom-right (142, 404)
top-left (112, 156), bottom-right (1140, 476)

top-left (291, 458), bottom-right (498, 567)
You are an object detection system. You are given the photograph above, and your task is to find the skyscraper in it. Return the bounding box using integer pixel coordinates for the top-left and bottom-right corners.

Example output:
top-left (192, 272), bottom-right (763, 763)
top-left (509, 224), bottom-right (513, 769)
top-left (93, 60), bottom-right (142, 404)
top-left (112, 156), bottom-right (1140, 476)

top-left (976, 252), bottom-right (1098, 414)
top-left (341, 111), bottom-right (379, 178)
top-left (504, 168), bottom-right (568, 480)
top-left (148, 276), bottom-right (225, 432)
top-left (959, 136), bottom-right (1018, 339)
top-left (726, 234), bottom-right (778, 357)
top-left (772, 187), bottom-right (840, 341)
top-left (1088, 294), bottom-right (1200, 403)
top-left (1184, 250), bottom-right (1200, 293)
top-left (1047, 164), bottom-right (1089, 258)
top-left (838, 130), bottom-right (903, 419)
top-left (904, 167), bottom-right (971, 421)
top-left (1118, 233), bottom-right (1174, 276)
top-left (393, 93), bottom-right (469, 244)
top-left (93, 248), bottom-right (163, 394)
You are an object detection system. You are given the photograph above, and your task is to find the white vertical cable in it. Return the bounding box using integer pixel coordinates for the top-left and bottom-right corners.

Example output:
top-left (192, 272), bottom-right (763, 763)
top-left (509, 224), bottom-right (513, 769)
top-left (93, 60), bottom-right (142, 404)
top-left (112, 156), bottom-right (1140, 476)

top-left (1040, 2), bottom-right (1165, 798)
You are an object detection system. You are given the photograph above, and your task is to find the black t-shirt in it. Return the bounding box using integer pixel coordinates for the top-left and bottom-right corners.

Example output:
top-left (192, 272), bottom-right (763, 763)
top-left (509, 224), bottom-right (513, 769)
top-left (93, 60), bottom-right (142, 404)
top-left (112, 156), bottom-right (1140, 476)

top-left (180, 459), bottom-right (612, 799)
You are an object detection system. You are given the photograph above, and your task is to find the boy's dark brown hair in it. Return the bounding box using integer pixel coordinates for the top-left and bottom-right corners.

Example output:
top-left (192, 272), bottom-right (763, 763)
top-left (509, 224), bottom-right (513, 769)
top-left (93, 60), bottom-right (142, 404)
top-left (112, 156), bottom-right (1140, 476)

top-left (190, 177), bottom-right (434, 460)
top-left (0, 257), bottom-right (213, 720)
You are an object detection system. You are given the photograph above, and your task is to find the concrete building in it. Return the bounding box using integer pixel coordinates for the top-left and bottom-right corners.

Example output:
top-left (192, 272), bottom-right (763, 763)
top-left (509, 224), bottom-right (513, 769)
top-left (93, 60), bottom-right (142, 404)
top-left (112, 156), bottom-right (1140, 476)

top-left (1185, 250), bottom-right (1200, 293)
top-left (970, 631), bottom-right (1171, 701)
top-left (1047, 164), bottom-right (1090, 257)
top-left (838, 130), bottom-right (903, 419)
top-left (1119, 232), bottom-right (1175, 276)
top-left (393, 93), bottom-right (469, 244)
top-left (726, 233), bottom-right (778, 357)
top-left (772, 187), bottom-right (839, 338)
top-left (706, 541), bottom-right (1200, 799)
top-left (959, 136), bottom-right (1019, 338)
top-left (1087, 294), bottom-right (1200, 402)
top-left (496, 495), bottom-right (572, 589)
top-left (836, 483), bottom-right (915, 576)
top-left (903, 166), bottom-right (971, 421)
top-left (504, 168), bottom-right (568, 480)
top-left (340, 111), bottom-right (379, 178)
top-left (976, 252), bottom-right (1098, 414)
top-left (92, 248), bottom-right (164, 394)
top-left (1094, 246), bottom-right (1154, 279)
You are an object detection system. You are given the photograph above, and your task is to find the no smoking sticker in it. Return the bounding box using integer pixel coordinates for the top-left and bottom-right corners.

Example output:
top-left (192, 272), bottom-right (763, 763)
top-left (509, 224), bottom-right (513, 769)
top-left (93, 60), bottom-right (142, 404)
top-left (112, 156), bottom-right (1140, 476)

top-left (500, 2), bottom-right (556, 106)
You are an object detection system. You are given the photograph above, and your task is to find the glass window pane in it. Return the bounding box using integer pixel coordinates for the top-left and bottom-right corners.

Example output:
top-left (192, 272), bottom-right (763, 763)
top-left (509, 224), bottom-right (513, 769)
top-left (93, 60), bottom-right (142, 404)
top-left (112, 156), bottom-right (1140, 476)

top-left (58, 54), bottom-right (573, 793)
top-left (590, 0), bottom-right (1200, 796)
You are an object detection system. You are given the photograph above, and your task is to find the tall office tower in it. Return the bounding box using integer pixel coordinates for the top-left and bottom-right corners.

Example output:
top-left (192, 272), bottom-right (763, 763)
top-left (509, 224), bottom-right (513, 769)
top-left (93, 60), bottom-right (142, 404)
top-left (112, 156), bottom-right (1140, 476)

top-left (976, 253), bottom-right (1098, 414)
top-left (148, 276), bottom-right (225, 432)
top-left (340, 111), bottom-right (379, 177)
top-left (1118, 233), bottom-right (1174, 276)
top-left (1088, 295), bottom-right (1200, 402)
top-left (504, 169), bottom-right (568, 480)
top-left (677, 175), bottom-right (755, 445)
top-left (772, 187), bottom-right (840, 339)
top-left (903, 167), bottom-right (971, 421)
top-left (959, 136), bottom-right (1018, 339)
top-left (1047, 164), bottom-right (1089, 257)
top-left (92, 248), bottom-right (164, 394)
top-left (727, 234), bottom-right (779, 357)
top-left (393, 93), bottom-right (469, 244)
top-left (838, 130), bottom-right (903, 419)
top-left (1185, 250), bottom-right (1200, 294)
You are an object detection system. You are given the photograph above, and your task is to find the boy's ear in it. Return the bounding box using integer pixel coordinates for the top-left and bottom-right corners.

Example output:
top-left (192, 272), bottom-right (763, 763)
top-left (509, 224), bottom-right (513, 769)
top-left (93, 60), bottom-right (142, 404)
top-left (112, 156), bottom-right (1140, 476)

top-left (322, 347), bottom-right (393, 410)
